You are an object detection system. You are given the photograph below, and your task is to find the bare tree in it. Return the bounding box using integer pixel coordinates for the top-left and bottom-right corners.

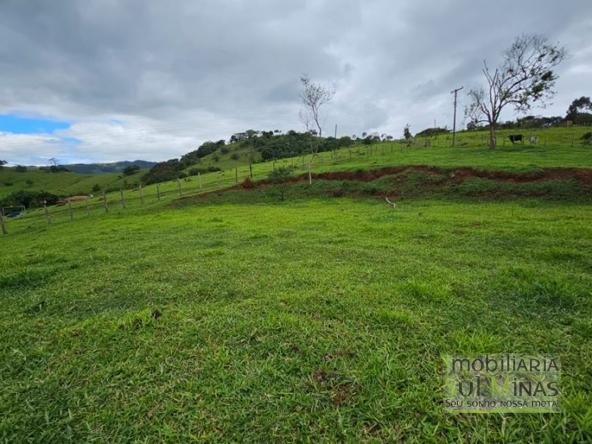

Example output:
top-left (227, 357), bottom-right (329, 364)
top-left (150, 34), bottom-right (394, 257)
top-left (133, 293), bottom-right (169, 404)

top-left (466, 34), bottom-right (565, 148)
top-left (48, 157), bottom-right (59, 166)
top-left (299, 75), bottom-right (334, 138)
top-left (298, 109), bottom-right (312, 133)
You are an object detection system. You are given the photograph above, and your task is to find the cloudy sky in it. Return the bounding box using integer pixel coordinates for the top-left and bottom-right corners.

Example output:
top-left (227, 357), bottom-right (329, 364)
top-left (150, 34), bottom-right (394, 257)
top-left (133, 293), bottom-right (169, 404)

top-left (0, 0), bottom-right (590, 165)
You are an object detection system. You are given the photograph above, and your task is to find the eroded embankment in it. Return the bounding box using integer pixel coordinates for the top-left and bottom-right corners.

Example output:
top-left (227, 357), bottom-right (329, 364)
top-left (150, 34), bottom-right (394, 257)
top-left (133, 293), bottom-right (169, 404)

top-left (261, 165), bottom-right (592, 186)
top-left (176, 165), bottom-right (592, 205)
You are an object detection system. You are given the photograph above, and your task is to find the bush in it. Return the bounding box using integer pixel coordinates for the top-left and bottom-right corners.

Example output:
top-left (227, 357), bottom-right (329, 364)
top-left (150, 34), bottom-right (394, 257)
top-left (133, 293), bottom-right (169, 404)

top-left (123, 165), bottom-right (140, 176)
top-left (582, 132), bottom-right (592, 145)
top-left (268, 166), bottom-right (294, 182)
top-left (14, 165), bottom-right (27, 172)
top-left (230, 153), bottom-right (240, 160)
top-left (0, 190), bottom-right (59, 209)
top-left (267, 166), bottom-right (294, 201)
top-left (188, 166), bottom-right (222, 176)
top-left (39, 165), bottom-right (70, 173)
top-left (92, 184), bottom-right (101, 192)
top-left (241, 177), bottom-right (255, 189)
top-left (416, 127), bottom-right (450, 137)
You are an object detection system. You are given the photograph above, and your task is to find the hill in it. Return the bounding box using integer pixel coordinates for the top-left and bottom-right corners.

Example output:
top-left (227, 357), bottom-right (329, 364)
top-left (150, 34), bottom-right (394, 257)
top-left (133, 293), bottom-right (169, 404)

top-left (141, 125), bottom-right (592, 185)
top-left (64, 160), bottom-right (156, 174)
top-left (1, 133), bottom-right (591, 440)
top-left (0, 167), bottom-right (146, 201)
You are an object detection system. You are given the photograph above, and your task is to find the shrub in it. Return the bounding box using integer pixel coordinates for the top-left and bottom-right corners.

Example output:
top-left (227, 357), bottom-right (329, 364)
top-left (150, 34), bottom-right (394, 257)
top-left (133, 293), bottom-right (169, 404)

top-left (415, 127), bottom-right (450, 137)
top-left (267, 166), bottom-right (294, 182)
top-left (267, 166), bottom-right (294, 201)
top-left (241, 177), bottom-right (255, 189)
top-left (0, 190), bottom-right (59, 209)
top-left (92, 184), bottom-right (101, 192)
top-left (188, 166), bottom-right (222, 176)
top-left (14, 165), bottom-right (27, 172)
top-left (230, 153), bottom-right (240, 160)
top-left (582, 132), bottom-right (592, 145)
top-left (123, 165), bottom-right (140, 176)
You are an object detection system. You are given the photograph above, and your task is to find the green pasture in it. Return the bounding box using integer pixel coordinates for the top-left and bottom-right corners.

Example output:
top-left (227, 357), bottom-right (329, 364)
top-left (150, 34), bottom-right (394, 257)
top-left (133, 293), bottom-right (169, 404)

top-left (1, 197), bottom-right (591, 441)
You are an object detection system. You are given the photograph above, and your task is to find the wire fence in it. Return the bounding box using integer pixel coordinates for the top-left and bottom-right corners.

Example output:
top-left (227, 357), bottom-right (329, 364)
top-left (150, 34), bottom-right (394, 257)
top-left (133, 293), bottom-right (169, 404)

top-left (0, 146), bottom-right (402, 235)
top-left (1, 127), bottom-right (590, 236)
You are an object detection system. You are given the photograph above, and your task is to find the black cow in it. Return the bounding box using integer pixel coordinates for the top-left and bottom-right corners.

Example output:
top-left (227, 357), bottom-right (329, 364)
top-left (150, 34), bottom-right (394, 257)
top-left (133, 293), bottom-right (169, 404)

top-left (508, 134), bottom-right (524, 144)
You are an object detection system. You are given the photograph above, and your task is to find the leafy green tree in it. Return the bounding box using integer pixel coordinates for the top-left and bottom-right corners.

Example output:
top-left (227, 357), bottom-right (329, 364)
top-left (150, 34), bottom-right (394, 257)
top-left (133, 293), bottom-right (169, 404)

top-left (566, 97), bottom-right (592, 124)
top-left (123, 165), bottom-right (140, 176)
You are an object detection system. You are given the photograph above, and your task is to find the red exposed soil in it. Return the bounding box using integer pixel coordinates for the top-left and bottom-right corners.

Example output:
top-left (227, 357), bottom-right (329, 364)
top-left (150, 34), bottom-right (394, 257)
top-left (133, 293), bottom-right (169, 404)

top-left (175, 165), bottom-right (592, 204)
top-left (257, 165), bottom-right (592, 186)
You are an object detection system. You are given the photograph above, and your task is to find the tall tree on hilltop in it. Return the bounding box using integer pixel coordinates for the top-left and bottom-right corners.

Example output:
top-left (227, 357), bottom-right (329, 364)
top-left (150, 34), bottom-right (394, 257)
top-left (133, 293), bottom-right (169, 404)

top-left (299, 75), bottom-right (334, 138)
top-left (566, 96), bottom-right (592, 123)
top-left (466, 34), bottom-right (566, 148)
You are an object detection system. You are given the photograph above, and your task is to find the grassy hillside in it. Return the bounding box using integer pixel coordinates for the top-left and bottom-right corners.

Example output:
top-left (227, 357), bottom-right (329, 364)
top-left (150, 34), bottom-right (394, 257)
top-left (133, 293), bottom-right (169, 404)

top-left (0, 168), bottom-right (146, 199)
top-left (191, 125), bottom-right (592, 170)
top-left (1, 125), bottom-right (589, 201)
top-left (1, 125), bottom-right (591, 441)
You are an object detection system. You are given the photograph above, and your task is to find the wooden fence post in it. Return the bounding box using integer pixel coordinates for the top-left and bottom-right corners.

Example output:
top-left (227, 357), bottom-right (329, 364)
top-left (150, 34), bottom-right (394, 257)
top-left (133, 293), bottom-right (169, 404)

top-left (308, 160), bottom-right (312, 185)
top-left (103, 192), bottom-right (109, 213)
top-left (44, 200), bottom-right (52, 223)
top-left (139, 184), bottom-right (145, 205)
top-left (120, 189), bottom-right (126, 208)
top-left (86, 201), bottom-right (90, 217)
top-left (249, 164), bottom-right (253, 178)
top-left (235, 167), bottom-right (238, 184)
top-left (68, 200), bottom-right (74, 221)
top-left (156, 183), bottom-right (161, 200)
top-left (0, 208), bottom-right (7, 235)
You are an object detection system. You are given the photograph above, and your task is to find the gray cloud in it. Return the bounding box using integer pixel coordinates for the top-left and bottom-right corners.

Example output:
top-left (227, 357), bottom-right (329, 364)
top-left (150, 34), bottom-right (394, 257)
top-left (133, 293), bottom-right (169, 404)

top-left (0, 0), bottom-right (590, 164)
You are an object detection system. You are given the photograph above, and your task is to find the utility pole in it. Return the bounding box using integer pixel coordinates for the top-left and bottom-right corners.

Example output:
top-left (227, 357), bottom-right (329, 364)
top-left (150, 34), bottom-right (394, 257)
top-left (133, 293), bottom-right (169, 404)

top-left (450, 86), bottom-right (463, 147)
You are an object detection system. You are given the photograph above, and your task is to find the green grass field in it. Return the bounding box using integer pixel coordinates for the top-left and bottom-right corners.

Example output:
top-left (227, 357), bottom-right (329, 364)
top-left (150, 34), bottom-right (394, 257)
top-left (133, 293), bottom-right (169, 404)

top-left (1, 127), bottom-right (592, 441)
top-left (1, 197), bottom-right (591, 441)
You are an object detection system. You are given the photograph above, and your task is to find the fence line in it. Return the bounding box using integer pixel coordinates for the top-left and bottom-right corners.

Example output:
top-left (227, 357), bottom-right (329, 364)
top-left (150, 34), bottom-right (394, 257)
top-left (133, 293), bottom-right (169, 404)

top-left (2, 129), bottom-right (591, 236)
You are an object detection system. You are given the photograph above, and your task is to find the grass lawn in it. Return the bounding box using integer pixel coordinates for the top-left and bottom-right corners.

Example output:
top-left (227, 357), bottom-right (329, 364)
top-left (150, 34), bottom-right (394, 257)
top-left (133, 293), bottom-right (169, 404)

top-left (1, 197), bottom-right (591, 441)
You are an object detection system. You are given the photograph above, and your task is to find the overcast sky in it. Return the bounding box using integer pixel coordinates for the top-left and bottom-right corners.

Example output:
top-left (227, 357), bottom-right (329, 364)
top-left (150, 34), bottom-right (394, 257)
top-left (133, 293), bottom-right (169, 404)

top-left (0, 0), bottom-right (590, 165)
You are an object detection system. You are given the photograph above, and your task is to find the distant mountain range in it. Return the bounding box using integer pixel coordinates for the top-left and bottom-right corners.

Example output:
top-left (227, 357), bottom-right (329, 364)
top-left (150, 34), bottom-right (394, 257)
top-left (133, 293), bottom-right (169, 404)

top-left (61, 160), bottom-right (157, 174)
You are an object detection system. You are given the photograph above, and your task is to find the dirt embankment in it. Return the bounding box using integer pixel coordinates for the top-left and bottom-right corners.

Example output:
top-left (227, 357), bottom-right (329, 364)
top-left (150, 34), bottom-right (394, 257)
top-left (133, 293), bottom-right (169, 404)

top-left (257, 165), bottom-right (592, 186)
top-left (175, 165), bottom-right (592, 206)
